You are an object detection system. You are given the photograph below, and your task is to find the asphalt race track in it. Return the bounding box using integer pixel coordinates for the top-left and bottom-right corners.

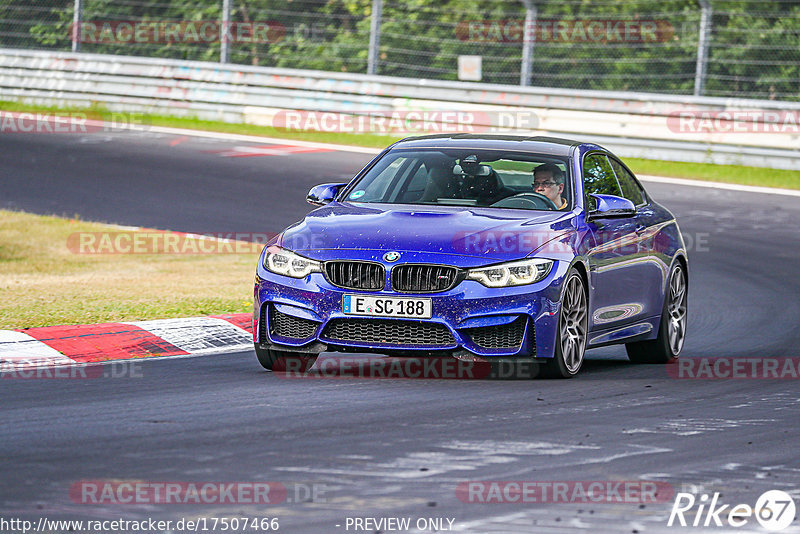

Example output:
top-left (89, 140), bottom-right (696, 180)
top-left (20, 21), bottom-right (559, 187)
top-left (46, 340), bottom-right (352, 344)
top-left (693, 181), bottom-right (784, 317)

top-left (2, 128), bottom-right (799, 533)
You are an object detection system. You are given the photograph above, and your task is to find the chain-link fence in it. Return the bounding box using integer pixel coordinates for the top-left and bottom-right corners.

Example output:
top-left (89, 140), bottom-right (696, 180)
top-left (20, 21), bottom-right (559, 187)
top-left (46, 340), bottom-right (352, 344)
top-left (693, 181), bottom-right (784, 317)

top-left (2, 0), bottom-right (799, 100)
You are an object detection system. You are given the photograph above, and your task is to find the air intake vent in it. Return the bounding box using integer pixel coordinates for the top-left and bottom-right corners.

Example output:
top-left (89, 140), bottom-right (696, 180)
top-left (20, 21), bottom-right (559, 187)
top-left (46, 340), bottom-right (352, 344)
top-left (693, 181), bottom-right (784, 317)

top-left (324, 261), bottom-right (385, 290)
top-left (266, 305), bottom-right (319, 341)
top-left (322, 319), bottom-right (456, 347)
top-left (462, 318), bottom-right (527, 349)
top-left (391, 264), bottom-right (459, 293)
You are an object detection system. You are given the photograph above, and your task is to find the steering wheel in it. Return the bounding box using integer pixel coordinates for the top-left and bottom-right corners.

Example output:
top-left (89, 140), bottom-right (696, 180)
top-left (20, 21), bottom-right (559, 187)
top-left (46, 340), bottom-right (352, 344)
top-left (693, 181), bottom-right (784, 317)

top-left (490, 192), bottom-right (558, 210)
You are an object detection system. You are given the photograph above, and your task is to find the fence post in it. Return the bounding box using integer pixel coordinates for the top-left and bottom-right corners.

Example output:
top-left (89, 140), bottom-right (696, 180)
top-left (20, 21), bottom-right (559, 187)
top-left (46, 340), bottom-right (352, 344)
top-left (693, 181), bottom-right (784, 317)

top-left (220, 0), bottom-right (232, 63)
top-left (367, 0), bottom-right (383, 75)
top-left (694, 0), bottom-right (712, 96)
top-left (72, 0), bottom-right (82, 53)
top-left (520, 0), bottom-right (538, 86)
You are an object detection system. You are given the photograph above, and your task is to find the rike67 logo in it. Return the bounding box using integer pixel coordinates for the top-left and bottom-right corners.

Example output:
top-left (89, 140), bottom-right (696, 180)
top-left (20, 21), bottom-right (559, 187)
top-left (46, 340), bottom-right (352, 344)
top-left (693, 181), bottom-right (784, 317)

top-left (668, 490), bottom-right (796, 531)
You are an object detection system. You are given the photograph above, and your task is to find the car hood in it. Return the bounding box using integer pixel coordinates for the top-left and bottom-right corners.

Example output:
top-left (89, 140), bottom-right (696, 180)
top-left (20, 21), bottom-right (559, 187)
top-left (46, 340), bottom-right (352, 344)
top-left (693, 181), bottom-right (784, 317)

top-left (279, 202), bottom-right (574, 264)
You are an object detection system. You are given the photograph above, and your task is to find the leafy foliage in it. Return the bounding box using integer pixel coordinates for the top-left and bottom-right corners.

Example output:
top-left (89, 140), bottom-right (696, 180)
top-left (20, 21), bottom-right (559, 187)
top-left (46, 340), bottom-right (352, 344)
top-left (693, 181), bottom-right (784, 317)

top-left (3, 0), bottom-right (799, 99)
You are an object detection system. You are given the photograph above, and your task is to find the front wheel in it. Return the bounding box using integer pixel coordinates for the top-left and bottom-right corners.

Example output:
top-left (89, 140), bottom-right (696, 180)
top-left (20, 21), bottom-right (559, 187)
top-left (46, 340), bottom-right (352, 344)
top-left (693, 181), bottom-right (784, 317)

top-left (254, 344), bottom-right (316, 372)
top-left (626, 263), bottom-right (687, 364)
top-left (543, 270), bottom-right (588, 378)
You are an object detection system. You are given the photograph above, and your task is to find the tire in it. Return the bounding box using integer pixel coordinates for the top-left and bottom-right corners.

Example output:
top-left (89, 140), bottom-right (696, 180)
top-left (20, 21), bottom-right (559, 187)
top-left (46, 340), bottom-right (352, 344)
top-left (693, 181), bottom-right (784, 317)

top-left (626, 263), bottom-right (687, 364)
top-left (543, 269), bottom-right (588, 378)
top-left (254, 343), bottom-right (316, 372)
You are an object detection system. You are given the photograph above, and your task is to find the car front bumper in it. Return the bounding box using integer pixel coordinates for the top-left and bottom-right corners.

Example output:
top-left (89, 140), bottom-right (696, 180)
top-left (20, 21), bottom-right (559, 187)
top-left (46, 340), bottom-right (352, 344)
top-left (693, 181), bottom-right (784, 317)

top-left (253, 258), bottom-right (570, 360)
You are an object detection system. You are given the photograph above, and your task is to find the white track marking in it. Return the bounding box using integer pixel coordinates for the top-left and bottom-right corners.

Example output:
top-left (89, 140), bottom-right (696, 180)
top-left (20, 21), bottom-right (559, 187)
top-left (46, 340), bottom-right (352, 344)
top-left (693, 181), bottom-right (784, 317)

top-left (124, 317), bottom-right (252, 354)
top-left (147, 124), bottom-right (381, 154)
top-left (443, 440), bottom-right (599, 456)
top-left (638, 174), bottom-right (800, 197)
top-left (623, 418), bottom-right (775, 436)
top-left (0, 330), bottom-right (74, 367)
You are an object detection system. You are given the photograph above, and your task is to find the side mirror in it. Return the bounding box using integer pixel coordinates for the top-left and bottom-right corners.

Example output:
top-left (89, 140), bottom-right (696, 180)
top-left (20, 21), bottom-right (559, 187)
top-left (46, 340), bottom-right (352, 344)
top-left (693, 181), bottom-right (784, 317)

top-left (587, 193), bottom-right (636, 219)
top-left (306, 183), bottom-right (346, 206)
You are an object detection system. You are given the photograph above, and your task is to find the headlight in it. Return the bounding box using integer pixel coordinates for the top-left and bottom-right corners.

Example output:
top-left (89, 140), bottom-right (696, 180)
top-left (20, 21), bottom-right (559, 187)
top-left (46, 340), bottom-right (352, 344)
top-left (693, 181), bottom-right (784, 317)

top-left (263, 246), bottom-right (322, 278)
top-left (466, 258), bottom-right (553, 287)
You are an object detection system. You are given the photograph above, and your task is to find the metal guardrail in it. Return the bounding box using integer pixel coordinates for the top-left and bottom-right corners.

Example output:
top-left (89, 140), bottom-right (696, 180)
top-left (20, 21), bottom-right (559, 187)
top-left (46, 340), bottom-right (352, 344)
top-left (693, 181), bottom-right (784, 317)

top-left (1, 48), bottom-right (799, 170)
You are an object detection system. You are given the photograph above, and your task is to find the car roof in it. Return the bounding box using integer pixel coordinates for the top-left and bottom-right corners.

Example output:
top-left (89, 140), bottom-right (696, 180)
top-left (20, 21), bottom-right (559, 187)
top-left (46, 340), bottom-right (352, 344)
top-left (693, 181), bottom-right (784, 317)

top-left (391, 134), bottom-right (583, 156)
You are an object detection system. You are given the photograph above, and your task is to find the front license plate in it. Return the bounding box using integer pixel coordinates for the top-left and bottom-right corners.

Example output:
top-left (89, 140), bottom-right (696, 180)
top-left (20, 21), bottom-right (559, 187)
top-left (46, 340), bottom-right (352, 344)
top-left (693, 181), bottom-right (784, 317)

top-left (343, 295), bottom-right (432, 319)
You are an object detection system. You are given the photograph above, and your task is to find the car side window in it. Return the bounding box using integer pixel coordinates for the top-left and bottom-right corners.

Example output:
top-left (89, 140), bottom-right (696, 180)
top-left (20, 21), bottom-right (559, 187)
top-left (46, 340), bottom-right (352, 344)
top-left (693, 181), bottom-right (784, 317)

top-left (583, 153), bottom-right (621, 211)
top-left (609, 158), bottom-right (645, 206)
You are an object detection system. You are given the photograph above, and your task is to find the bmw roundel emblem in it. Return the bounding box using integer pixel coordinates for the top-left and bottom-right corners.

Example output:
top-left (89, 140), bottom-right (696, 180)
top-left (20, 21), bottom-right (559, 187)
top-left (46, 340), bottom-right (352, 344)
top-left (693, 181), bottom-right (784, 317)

top-left (384, 251), bottom-right (401, 262)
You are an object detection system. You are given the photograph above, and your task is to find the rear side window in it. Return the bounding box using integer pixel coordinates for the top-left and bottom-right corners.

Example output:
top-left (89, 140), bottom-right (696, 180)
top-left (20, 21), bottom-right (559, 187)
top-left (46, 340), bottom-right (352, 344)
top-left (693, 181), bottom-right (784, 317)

top-left (610, 158), bottom-right (645, 206)
top-left (583, 154), bottom-right (621, 211)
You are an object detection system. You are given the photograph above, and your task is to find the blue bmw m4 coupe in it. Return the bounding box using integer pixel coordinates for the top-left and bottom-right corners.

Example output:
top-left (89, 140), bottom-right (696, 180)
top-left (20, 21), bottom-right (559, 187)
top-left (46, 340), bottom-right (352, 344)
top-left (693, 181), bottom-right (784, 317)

top-left (253, 135), bottom-right (688, 378)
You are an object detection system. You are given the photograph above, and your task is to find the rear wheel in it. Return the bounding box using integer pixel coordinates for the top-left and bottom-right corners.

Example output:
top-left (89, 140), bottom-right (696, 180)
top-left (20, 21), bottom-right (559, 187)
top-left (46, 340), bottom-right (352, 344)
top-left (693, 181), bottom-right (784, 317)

top-left (543, 270), bottom-right (588, 378)
top-left (626, 263), bottom-right (687, 364)
top-left (254, 344), bottom-right (316, 372)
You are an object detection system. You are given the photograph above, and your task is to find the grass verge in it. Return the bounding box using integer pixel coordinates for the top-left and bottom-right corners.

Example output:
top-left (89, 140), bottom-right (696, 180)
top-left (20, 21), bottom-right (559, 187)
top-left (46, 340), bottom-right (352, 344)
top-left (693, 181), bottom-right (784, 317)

top-left (626, 158), bottom-right (800, 190)
top-left (2, 100), bottom-right (800, 190)
top-left (0, 210), bottom-right (257, 329)
top-left (0, 100), bottom-right (396, 149)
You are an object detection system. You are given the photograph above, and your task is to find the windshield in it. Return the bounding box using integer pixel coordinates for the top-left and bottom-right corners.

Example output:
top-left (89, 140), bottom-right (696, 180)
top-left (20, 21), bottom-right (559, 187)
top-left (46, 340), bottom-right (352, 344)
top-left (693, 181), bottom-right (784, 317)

top-left (343, 148), bottom-right (572, 211)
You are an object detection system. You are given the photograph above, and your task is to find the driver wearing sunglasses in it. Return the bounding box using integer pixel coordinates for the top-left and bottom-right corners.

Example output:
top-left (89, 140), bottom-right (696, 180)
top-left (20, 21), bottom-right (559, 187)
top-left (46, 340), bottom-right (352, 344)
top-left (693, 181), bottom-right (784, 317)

top-left (532, 163), bottom-right (567, 210)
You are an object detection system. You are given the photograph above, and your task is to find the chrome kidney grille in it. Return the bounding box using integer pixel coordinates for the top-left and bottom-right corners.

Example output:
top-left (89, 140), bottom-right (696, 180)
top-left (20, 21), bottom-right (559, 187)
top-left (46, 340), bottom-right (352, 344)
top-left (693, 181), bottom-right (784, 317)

top-left (324, 261), bottom-right (385, 290)
top-left (391, 264), bottom-right (459, 293)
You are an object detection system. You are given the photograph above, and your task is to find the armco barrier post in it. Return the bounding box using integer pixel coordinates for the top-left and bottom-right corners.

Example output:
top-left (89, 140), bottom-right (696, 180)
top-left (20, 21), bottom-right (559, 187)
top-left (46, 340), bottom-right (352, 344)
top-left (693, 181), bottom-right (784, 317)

top-left (220, 0), bottom-right (232, 63)
top-left (367, 0), bottom-right (382, 75)
top-left (694, 0), bottom-right (712, 96)
top-left (71, 0), bottom-right (82, 53)
top-left (520, 0), bottom-right (538, 87)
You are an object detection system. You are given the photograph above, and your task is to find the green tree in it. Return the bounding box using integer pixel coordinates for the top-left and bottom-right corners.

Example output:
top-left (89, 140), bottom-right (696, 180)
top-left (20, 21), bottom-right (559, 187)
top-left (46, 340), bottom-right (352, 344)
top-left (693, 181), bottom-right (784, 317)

top-left (5, 0), bottom-right (800, 100)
